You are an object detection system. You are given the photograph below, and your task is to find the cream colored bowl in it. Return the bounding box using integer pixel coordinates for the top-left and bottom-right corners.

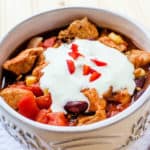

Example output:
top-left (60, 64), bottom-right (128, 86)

top-left (0, 7), bottom-right (150, 150)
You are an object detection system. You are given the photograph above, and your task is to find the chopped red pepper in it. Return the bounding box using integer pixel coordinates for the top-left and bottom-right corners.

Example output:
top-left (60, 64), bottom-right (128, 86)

top-left (91, 59), bottom-right (107, 66)
top-left (42, 37), bottom-right (56, 48)
top-left (83, 65), bottom-right (96, 75)
top-left (68, 52), bottom-right (78, 59)
top-left (36, 94), bottom-right (52, 109)
top-left (66, 59), bottom-right (75, 74)
top-left (68, 52), bottom-right (83, 60)
top-left (69, 43), bottom-right (83, 60)
top-left (18, 93), bottom-right (40, 120)
top-left (83, 65), bottom-right (91, 75)
top-left (89, 71), bottom-right (101, 82)
top-left (89, 67), bottom-right (96, 74)
top-left (71, 43), bottom-right (78, 52)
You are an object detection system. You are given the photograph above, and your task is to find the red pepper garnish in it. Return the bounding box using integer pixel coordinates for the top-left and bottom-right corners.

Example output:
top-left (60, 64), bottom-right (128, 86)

top-left (69, 44), bottom-right (83, 60)
top-left (66, 59), bottom-right (75, 74)
top-left (68, 52), bottom-right (83, 60)
top-left (83, 65), bottom-right (96, 75)
top-left (89, 67), bottom-right (96, 74)
top-left (91, 59), bottom-right (107, 66)
top-left (89, 71), bottom-right (101, 82)
top-left (71, 43), bottom-right (78, 52)
top-left (83, 65), bottom-right (91, 75)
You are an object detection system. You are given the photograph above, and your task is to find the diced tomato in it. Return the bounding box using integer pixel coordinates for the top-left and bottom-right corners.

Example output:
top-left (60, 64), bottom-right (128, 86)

top-left (28, 84), bottom-right (43, 97)
top-left (36, 109), bottom-right (51, 124)
top-left (91, 59), bottom-right (107, 66)
top-left (42, 37), bottom-right (56, 48)
top-left (36, 111), bottom-right (68, 126)
top-left (47, 112), bottom-right (68, 126)
top-left (36, 94), bottom-right (52, 109)
top-left (89, 71), bottom-right (101, 82)
top-left (83, 65), bottom-right (91, 75)
top-left (18, 93), bottom-right (40, 120)
top-left (66, 59), bottom-right (75, 74)
top-left (71, 43), bottom-right (78, 52)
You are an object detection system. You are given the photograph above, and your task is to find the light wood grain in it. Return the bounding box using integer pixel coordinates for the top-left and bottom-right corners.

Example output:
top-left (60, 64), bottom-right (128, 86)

top-left (0, 0), bottom-right (150, 36)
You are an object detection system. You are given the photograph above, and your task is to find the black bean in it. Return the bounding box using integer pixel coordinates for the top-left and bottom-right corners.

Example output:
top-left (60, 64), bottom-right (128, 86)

top-left (64, 101), bottom-right (88, 114)
top-left (82, 111), bottom-right (95, 116)
top-left (133, 89), bottom-right (145, 101)
top-left (135, 76), bottom-right (146, 88)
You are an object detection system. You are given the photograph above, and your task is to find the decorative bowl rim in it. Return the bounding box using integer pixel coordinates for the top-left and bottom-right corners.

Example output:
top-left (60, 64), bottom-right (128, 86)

top-left (0, 7), bottom-right (150, 133)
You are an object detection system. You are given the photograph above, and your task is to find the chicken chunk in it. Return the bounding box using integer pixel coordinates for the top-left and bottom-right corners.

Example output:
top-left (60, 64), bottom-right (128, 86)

top-left (126, 49), bottom-right (150, 68)
top-left (0, 87), bottom-right (33, 110)
top-left (99, 35), bottom-right (128, 52)
top-left (58, 17), bottom-right (99, 40)
top-left (78, 88), bottom-right (106, 125)
top-left (3, 47), bottom-right (43, 75)
top-left (32, 63), bottom-right (47, 80)
top-left (32, 53), bottom-right (47, 80)
top-left (35, 53), bottom-right (45, 66)
top-left (103, 87), bottom-right (131, 105)
top-left (82, 88), bottom-right (106, 111)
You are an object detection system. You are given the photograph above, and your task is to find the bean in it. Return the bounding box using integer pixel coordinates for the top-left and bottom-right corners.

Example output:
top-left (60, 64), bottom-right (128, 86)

top-left (133, 89), bottom-right (144, 101)
top-left (135, 76), bottom-right (145, 88)
top-left (82, 111), bottom-right (95, 116)
top-left (64, 101), bottom-right (88, 114)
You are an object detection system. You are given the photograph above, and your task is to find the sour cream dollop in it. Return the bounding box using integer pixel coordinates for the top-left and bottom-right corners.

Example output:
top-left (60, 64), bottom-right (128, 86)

top-left (40, 39), bottom-right (135, 112)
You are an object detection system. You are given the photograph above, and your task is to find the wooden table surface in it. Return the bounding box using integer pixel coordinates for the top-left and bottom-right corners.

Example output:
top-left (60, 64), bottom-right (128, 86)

top-left (0, 0), bottom-right (150, 37)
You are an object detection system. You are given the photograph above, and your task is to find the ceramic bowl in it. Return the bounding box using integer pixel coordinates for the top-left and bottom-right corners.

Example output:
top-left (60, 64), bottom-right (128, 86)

top-left (0, 7), bottom-right (150, 150)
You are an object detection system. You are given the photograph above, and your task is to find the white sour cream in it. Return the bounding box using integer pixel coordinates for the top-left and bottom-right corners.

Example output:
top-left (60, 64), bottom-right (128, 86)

top-left (40, 39), bottom-right (135, 112)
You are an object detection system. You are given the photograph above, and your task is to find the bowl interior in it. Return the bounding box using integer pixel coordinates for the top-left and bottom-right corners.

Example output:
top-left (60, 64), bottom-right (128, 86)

top-left (0, 7), bottom-right (150, 132)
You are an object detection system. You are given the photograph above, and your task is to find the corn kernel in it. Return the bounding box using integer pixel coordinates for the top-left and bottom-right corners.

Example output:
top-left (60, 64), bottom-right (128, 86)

top-left (43, 88), bottom-right (49, 95)
top-left (108, 32), bottom-right (124, 44)
top-left (134, 68), bottom-right (146, 78)
top-left (25, 76), bottom-right (37, 86)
